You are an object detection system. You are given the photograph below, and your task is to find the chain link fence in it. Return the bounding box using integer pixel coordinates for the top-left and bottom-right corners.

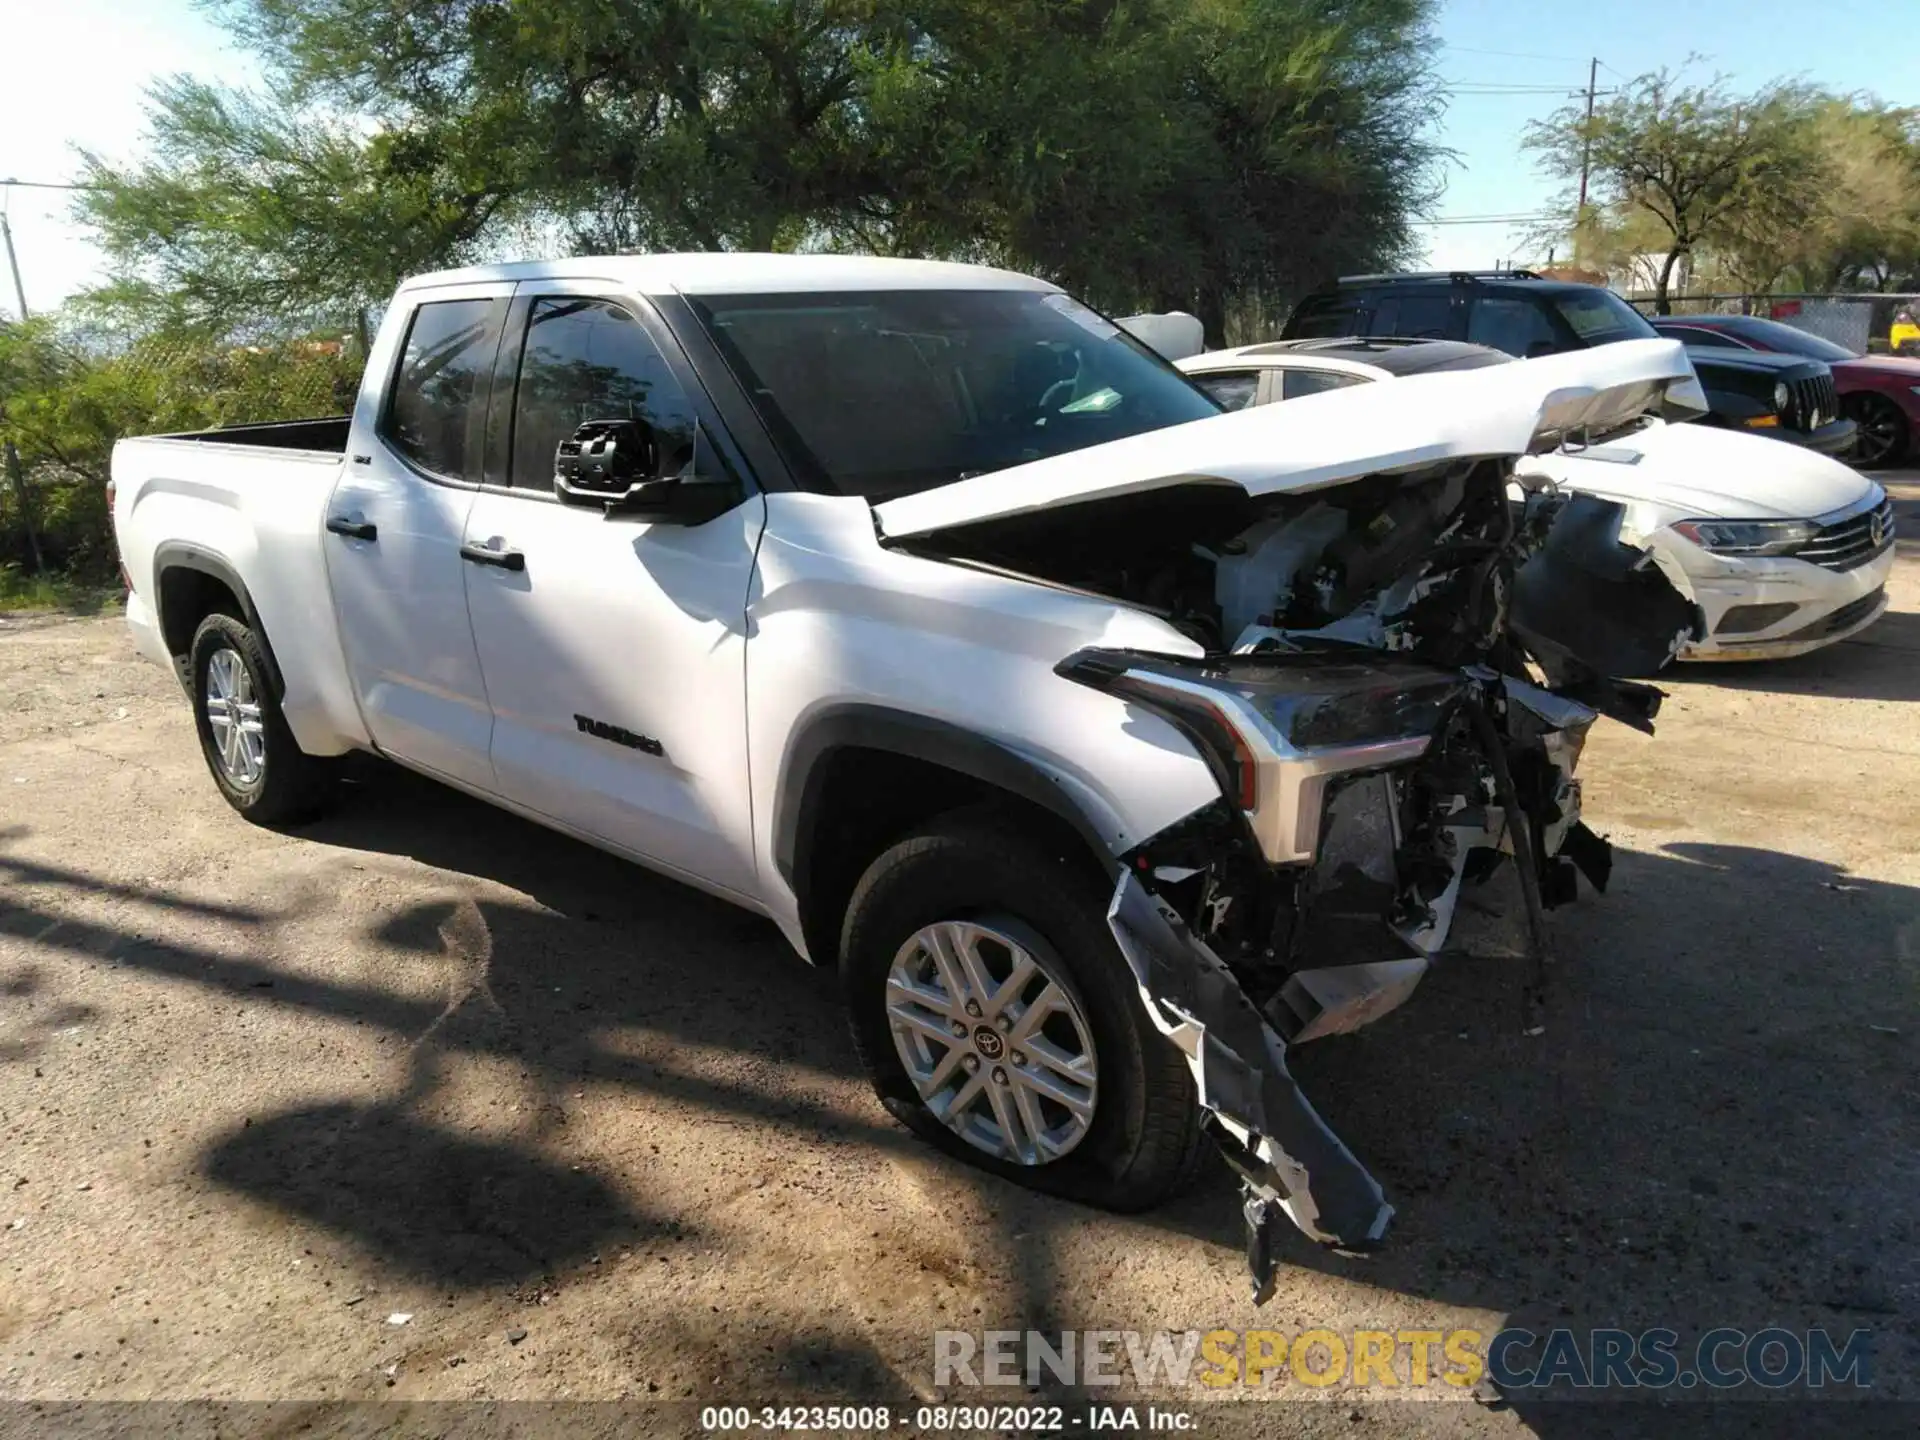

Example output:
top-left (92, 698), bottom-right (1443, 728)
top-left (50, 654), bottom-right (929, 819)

top-left (1628, 292), bottom-right (1920, 356)
top-left (1, 329), bottom-right (360, 587)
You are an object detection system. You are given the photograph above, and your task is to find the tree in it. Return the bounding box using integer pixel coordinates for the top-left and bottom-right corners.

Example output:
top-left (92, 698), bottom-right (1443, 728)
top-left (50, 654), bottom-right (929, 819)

top-left (1524, 70), bottom-right (1826, 312)
top-left (77, 78), bottom-right (510, 345)
top-left (0, 317), bottom-right (356, 572)
top-left (79, 0), bottom-right (1444, 343)
top-left (1786, 100), bottom-right (1920, 292)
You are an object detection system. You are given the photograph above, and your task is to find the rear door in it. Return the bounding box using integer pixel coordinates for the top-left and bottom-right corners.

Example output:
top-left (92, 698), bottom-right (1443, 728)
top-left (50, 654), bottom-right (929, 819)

top-left (323, 284), bottom-right (509, 791)
top-left (458, 283), bottom-right (764, 897)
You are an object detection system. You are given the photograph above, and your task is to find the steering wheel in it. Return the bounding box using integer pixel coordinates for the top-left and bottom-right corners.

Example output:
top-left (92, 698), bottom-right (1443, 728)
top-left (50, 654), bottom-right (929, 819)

top-left (1032, 377), bottom-right (1078, 422)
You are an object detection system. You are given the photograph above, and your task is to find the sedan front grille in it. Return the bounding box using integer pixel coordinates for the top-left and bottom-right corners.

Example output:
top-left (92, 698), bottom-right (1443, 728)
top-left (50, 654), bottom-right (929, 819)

top-left (1788, 372), bottom-right (1839, 431)
top-left (1787, 494), bottom-right (1896, 571)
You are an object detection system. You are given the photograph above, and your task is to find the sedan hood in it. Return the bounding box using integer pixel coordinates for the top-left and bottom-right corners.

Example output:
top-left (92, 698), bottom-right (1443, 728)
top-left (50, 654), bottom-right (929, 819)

top-left (1525, 417), bottom-right (1878, 520)
top-left (1838, 353), bottom-right (1920, 379)
top-left (874, 340), bottom-right (1700, 540)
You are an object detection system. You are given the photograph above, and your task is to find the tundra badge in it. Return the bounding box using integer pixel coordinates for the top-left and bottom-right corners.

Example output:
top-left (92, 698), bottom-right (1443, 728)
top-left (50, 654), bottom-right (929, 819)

top-left (573, 714), bottom-right (665, 757)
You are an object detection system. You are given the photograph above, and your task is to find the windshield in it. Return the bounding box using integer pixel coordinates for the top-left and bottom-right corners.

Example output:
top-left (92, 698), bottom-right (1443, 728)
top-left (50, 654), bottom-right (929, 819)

top-left (1735, 317), bottom-right (1857, 362)
top-left (1554, 289), bottom-right (1659, 345)
top-left (686, 289), bottom-right (1222, 499)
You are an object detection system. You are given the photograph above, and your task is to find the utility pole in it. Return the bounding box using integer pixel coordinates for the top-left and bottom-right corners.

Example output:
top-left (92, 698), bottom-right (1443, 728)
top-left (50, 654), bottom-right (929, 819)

top-left (1575, 56), bottom-right (1600, 261)
top-left (0, 211), bottom-right (25, 323)
top-left (0, 200), bottom-right (48, 576)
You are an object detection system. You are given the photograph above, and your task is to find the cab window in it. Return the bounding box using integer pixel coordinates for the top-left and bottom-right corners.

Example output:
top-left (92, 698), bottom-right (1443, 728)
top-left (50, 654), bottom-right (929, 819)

top-left (506, 297), bottom-right (717, 490)
top-left (382, 299), bottom-right (500, 480)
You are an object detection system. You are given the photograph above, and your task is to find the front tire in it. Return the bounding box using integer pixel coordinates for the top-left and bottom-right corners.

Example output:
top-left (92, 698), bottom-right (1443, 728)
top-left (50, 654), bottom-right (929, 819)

top-left (1844, 392), bottom-right (1909, 467)
top-left (188, 612), bottom-right (336, 825)
top-left (840, 809), bottom-right (1203, 1211)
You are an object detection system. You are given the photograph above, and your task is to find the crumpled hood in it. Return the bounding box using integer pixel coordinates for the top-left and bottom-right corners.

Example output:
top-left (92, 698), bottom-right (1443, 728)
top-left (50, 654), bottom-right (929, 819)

top-left (875, 339), bottom-right (1700, 540)
top-left (1524, 417), bottom-right (1879, 521)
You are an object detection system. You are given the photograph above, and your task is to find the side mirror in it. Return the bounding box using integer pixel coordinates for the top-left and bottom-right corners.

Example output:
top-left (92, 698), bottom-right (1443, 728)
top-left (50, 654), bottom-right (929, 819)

top-left (555, 418), bottom-right (658, 506)
top-left (554, 417), bottom-right (738, 525)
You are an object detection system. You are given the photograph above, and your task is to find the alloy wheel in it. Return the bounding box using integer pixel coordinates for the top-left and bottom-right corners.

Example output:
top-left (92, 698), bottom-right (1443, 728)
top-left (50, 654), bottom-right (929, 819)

top-left (204, 647), bottom-right (267, 786)
top-left (1845, 393), bottom-right (1905, 467)
top-left (885, 918), bottom-right (1098, 1165)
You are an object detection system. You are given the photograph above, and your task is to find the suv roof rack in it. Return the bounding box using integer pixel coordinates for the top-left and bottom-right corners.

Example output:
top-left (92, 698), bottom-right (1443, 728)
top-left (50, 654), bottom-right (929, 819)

top-left (1332, 269), bottom-right (1544, 285)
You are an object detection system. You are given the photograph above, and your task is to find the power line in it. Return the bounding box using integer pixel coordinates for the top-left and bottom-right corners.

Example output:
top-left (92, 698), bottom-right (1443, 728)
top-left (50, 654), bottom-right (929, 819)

top-left (1446, 85), bottom-right (1591, 95)
top-left (1413, 213), bottom-right (1560, 226)
top-left (1444, 43), bottom-right (1588, 64)
top-left (0, 178), bottom-right (100, 191)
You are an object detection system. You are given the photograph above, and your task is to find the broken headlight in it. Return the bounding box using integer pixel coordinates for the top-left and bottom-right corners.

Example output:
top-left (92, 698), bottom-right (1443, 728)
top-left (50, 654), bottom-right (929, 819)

top-left (1057, 648), bottom-right (1463, 866)
top-left (1671, 517), bottom-right (1818, 556)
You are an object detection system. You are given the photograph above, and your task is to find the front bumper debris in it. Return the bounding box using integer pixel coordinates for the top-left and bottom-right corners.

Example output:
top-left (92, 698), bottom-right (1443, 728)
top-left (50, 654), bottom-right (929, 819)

top-left (1105, 871), bottom-right (1392, 1304)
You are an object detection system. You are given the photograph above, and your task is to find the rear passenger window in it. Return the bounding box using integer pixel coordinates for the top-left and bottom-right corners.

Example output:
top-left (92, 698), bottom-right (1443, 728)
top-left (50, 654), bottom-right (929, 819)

top-left (1190, 370), bottom-right (1262, 410)
top-left (1467, 297), bottom-right (1563, 357)
top-left (382, 299), bottom-right (498, 479)
top-left (1374, 292), bottom-right (1453, 339)
top-left (1286, 293), bottom-right (1369, 339)
top-left (1282, 368), bottom-right (1365, 399)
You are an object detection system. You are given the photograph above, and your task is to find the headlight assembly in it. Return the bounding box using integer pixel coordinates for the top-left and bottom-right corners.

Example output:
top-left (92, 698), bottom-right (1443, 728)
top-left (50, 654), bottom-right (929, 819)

top-left (1671, 517), bottom-right (1818, 555)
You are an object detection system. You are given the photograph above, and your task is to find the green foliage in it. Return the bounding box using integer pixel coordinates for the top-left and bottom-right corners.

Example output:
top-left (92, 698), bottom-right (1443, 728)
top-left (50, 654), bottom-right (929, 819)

top-left (84, 0), bottom-right (1443, 341)
top-left (1525, 70), bottom-right (1828, 311)
top-left (24, 0), bottom-right (1446, 586)
top-left (0, 563), bottom-right (116, 614)
top-left (1785, 100), bottom-right (1920, 292)
top-left (75, 77), bottom-right (510, 340)
top-left (0, 318), bottom-right (357, 576)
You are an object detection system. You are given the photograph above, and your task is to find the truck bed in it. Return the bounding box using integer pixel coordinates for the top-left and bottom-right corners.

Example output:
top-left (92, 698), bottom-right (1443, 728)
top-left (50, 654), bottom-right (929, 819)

top-left (154, 416), bottom-right (352, 454)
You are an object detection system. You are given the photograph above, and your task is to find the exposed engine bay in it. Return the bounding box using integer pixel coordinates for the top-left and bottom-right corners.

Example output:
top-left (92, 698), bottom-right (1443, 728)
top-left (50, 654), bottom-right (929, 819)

top-left (899, 455), bottom-right (1701, 1301)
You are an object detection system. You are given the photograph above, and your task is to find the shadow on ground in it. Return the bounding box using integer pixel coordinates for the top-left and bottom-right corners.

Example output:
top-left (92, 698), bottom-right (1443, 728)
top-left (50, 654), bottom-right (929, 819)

top-left (1670, 605), bottom-right (1920, 703)
top-left (201, 1101), bottom-right (665, 1285)
top-left (4, 754), bottom-right (1917, 1423)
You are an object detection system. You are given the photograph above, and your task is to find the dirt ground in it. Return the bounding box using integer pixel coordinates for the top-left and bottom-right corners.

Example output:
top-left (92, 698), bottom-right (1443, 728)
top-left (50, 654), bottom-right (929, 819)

top-left (1, 492), bottom-right (1916, 1438)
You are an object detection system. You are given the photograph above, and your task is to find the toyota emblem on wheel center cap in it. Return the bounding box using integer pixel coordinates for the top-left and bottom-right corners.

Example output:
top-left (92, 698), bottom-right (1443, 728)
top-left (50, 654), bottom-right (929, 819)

top-left (973, 1026), bottom-right (1005, 1060)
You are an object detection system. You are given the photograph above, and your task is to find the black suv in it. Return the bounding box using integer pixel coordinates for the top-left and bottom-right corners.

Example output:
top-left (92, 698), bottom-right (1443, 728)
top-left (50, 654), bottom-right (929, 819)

top-left (1282, 272), bottom-right (1858, 455)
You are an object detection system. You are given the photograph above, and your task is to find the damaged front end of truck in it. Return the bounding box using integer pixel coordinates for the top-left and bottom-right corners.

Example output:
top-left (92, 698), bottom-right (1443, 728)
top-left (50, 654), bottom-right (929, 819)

top-left (875, 340), bottom-right (1708, 1300)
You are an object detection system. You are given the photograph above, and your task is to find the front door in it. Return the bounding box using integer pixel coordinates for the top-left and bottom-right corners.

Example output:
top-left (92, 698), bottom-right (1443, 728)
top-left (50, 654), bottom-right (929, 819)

top-left (460, 286), bottom-right (764, 898)
top-left (324, 285), bottom-right (509, 791)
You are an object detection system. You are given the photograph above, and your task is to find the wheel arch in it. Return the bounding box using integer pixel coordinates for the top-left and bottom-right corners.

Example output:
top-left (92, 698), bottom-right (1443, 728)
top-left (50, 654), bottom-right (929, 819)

top-left (773, 705), bottom-right (1123, 967)
top-left (153, 542), bottom-right (286, 700)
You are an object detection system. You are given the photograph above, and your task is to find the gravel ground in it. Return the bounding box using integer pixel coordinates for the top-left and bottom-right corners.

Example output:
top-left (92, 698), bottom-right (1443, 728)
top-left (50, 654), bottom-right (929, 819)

top-left (1, 503), bottom-right (1916, 1438)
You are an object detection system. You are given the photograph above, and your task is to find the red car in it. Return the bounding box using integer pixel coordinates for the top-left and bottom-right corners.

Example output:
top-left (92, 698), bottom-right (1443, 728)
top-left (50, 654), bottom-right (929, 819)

top-left (1650, 313), bottom-right (1920, 467)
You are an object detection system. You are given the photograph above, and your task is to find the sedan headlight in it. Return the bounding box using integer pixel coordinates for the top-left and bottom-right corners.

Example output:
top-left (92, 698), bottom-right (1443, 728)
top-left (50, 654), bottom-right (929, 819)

top-left (1772, 381), bottom-right (1792, 413)
top-left (1671, 517), bottom-right (1818, 555)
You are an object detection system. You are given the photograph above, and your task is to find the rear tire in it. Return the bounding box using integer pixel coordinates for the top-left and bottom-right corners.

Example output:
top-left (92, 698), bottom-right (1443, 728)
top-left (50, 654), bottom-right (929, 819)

top-left (840, 808), bottom-right (1205, 1211)
top-left (188, 612), bottom-right (336, 826)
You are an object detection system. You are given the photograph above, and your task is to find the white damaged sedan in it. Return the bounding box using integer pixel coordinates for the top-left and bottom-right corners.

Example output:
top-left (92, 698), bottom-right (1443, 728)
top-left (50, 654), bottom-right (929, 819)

top-left (1177, 337), bottom-right (1896, 661)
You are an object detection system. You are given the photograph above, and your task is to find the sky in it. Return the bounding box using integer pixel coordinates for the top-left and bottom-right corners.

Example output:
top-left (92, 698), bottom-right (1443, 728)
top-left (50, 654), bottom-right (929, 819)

top-left (1, 0), bottom-right (1916, 317)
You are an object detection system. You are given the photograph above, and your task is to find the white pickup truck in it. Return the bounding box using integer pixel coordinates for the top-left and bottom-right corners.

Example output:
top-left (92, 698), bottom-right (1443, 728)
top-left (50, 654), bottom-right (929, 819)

top-left (111, 254), bottom-right (1704, 1300)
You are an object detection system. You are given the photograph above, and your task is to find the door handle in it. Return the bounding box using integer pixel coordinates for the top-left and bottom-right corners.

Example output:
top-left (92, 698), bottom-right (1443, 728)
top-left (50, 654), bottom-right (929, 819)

top-left (460, 540), bottom-right (526, 572)
top-left (325, 514), bottom-right (377, 541)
